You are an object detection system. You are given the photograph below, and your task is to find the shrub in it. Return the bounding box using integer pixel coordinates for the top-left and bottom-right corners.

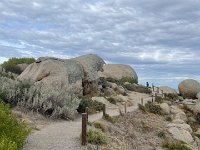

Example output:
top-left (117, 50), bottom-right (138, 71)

top-left (77, 96), bottom-right (104, 114)
top-left (93, 121), bottom-right (107, 132)
top-left (107, 97), bottom-right (117, 105)
top-left (162, 140), bottom-right (192, 150)
top-left (119, 77), bottom-right (137, 84)
top-left (106, 77), bottom-right (120, 85)
top-left (165, 116), bottom-right (172, 122)
top-left (123, 84), bottom-right (151, 94)
top-left (138, 104), bottom-right (146, 112)
top-left (155, 96), bottom-right (164, 103)
top-left (145, 101), bottom-right (162, 115)
top-left (104, 113), bottom-right (116, 124)
top-left (0, 102), bottom-right (30, 150)
top-left (164, 93), bottom-right (178, 101)
top-left (157, 131), bottom-right (166, 139)
top-left (2, 57), bottom-right (35, 74)
top-left (87, 129), bottom-right (108, 145)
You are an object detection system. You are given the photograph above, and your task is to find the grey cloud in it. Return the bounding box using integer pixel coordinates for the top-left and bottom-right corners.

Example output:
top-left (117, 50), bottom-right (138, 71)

top-left (0, 0), bottom-right (199, 88)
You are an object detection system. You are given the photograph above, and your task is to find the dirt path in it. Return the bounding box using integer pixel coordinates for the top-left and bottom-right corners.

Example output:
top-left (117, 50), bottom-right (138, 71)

top-left (23, 91), bottom-right (155, 150)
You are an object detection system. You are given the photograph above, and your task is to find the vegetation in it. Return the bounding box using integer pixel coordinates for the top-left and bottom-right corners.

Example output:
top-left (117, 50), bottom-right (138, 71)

top-left (164, 93), bottom-right (178, 101)
top-left (162, 140), bottom-right (192, 150)
top-left (93, 121), bottom-right (107, 132)
top-left (1, 57), bottom-right (35, 74)
top-left (139, 102), bottom-right (162, 115)
top-left (123, 84), bottom-right (151, 94)
top-left (157, 131), bottom-right (166, 139)
top-left (77, 96), bottom-right (104, 114)
top-left (155, 96), bottom-right (164, 103)
top-left (0, 102), bottom-right (30, 150)
top-left (103, 113), bottom-right (116, 124)
top-left (106, 77), bottom-right (137, 85)
top-left (87, 129), bottom-right (108, 145)
top-left (107, 97), bottom-right (117, 105)
top-left (145, 101), bottom-right (162, 115)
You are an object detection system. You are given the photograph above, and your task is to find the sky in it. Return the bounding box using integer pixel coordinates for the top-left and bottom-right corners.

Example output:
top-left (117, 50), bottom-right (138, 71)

top-left (0, 0), bottom-right (200, 89)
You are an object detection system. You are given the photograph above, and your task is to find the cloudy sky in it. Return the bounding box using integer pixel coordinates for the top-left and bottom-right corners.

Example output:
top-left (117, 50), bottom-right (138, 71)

top-left (0, 0), bottom-right (200, 89)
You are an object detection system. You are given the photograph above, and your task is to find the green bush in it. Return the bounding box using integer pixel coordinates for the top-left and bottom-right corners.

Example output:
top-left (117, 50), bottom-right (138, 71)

top-left (1, 57), bottom-right (35, 74)
top-left (87, 129), bottom-right (108, 145)
top-left (155, 96), bottom-right (164, 103)
top-left (107, 97), bottom-right (117, 105)
top-left (0, 102), bottom-right (30, 150)
top-left (145, 101), bottom-right (162, 115)
top-left (77, 96), bottom-right (104, 114)
top-left (164, 93), bottom-right (178, 101)
top-left (138, 104), bottom-right (146, 112)
top-left (119, 77), bottom-right (137, 84)
top-left (93, 121), bottom-right (107, 132)
top-left (104, 113), bottom-right (116, 124)
top-left (162, 141), bottom-right (192, 150)
top-left (157, 131), bottom-right (166, 139)
top-left (123, 84), bottom-right (151, 94)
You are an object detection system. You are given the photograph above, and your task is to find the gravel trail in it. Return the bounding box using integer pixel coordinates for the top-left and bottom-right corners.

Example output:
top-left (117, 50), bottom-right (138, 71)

top-left (23, 91), bottom-right (157, 150)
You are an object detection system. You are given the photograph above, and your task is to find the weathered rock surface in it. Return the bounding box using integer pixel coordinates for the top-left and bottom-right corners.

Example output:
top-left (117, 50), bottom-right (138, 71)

top-left (197, 92), bottom-right (200, 99)
top-left (159, 86), bottom-right (177, 94)
top-left (178, 79), bottom-right (200, 99)
top-left (98, 64), bottom-right (138, 83)
top-left (170, 106), bottom-right (182, 114)
top-left (160, 103), bottom-right (170, 115)
top-left (74, 54), bottom-right (105, 94)
top-left (168, 126), bottom-right (193, 144)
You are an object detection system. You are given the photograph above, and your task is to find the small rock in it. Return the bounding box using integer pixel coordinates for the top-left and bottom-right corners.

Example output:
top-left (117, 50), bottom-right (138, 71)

top-left (174, 112), bottom-right (188, 122)
top-left (116, 86), bottom-right (125, 95)
top-left (170, 106), bottom-right (183, 114)
top-left (197, 92), bottom-right (200, 99)
top-left (160, 103), bottom-right (170, 115)
top-left (167, 123), bottom-right (192, 133)
top-left (168, 127), bottom-right (194, 144)
top-left (172, 119), bottom-right (185, 124)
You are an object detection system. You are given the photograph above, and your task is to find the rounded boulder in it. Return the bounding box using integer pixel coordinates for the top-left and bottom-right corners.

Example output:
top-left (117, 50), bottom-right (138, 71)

top-left (178, 79), bottom-right (200, 99)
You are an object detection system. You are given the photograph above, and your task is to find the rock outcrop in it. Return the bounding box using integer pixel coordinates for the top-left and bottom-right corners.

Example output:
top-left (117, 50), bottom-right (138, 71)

top-left (74, 54), bottom-right (105, 94)
top-left (159, 86), bottom-right (177, 94)
top-left (178, 79), bottom-right (200, 99)
top-left (98, 64), bottom-right (138, 83)
top-left (197, 92), bottom-right (200, 99)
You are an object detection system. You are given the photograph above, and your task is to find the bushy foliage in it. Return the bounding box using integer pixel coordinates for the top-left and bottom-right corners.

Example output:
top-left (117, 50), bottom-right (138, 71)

top-left (124, 84), bottom-right (151, 94)
top-left (162, 141), bottom-right (192, 150)
top-left (145, 101), bottom-right (162, 115)
top-left (87, 129), bottom-right (108, 145)
top-left (93, 121), bottom-right (107, 132)
top-left (155, 96), bottom-right (164, 103)
top-left (107, 97), bottom-right (117, 105)
top-left (77, 96), bottom-right (104, 114)
top-left (104, 113), bottom-right (116, 124)
top-left (1, 57), bottom-right (35, 74)
top-left (106, 77), bottom-right (137, 85)
top-left (165, 93), bottom-right (178, 101)
top-left (0, 77), bottom-right (81, 119)
top-left (0, 102), bottom-right (30, 150)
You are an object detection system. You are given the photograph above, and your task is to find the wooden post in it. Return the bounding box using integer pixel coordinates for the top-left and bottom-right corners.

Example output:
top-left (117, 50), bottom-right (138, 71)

top-left (155, 93), bottom-right (157, 100)
top-left (161, 90), bottom-right (164, 97)
top-left (157, 87), bottom-right (159, 93)
top-left (164, 93), bottom-right (166, 99)
top-left (125, 102), bottom-right (127, 114)
top-left (82, 113), bottom-right (87, 145)
top-left (141, 98), bottom-right (144, 106)
top-left (152, 94), bottom-right (154, 102)
top-left (85, 107), bottom-right (88, 121)
top-left (152, 85), bottom-right (155, 91)
top-left (103, 104), bottom-right (106, 117)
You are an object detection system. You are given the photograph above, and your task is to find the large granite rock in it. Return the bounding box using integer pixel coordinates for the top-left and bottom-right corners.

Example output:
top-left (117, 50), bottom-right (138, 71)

top-left (178, 79), bottom-right (200, 99)
top-left (98, 64), bottom-right (138, 83)
top-left (159, 86), bottom-right (177, 94)
top-left (197, 92), bottom-right (200, 99)
top-left (74, 54), bottom-right (105, 94)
